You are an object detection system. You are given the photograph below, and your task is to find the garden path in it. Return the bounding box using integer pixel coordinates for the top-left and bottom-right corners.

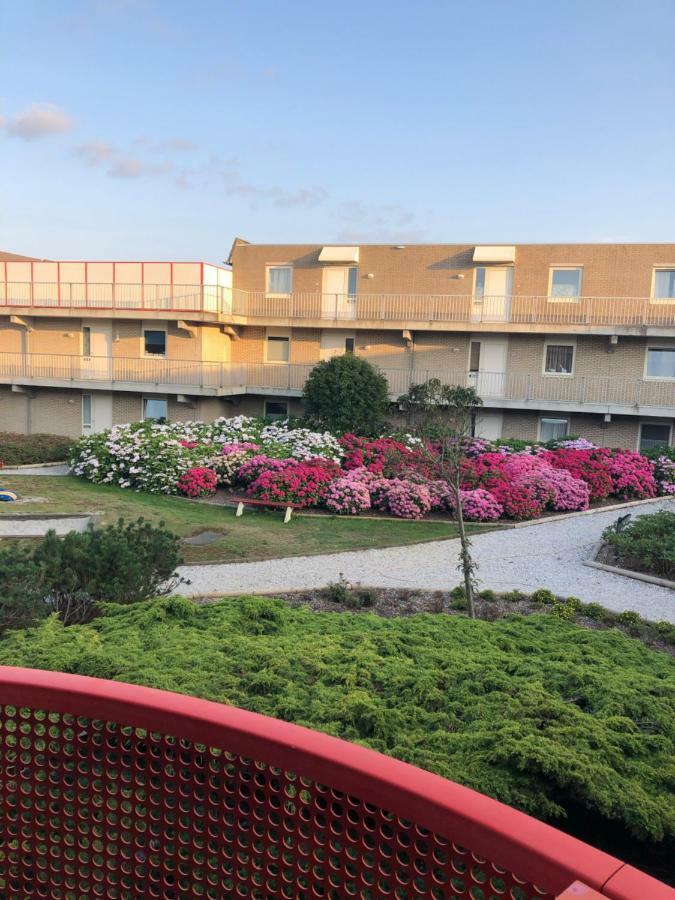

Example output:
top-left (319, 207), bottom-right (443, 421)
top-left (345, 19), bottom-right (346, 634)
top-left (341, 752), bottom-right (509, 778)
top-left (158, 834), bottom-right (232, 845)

top-left (0, 465), bottom-right (70, 476)
top-left (178, 497), bottom-right (675, 623)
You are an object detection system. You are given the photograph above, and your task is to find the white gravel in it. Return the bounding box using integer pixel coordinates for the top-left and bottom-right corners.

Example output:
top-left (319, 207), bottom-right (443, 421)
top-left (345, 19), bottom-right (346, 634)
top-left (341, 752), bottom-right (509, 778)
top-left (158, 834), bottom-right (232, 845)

top-left (0, 516), bottom-right (92, 537)
top-left (0, 465), bottom-right (70, 476)
top-left (178, 498), bottom-right (675, 623)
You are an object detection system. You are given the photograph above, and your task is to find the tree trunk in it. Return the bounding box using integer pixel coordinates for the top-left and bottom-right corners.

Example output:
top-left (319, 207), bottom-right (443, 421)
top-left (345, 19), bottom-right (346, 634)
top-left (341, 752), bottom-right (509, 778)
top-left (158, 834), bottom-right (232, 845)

top-left (452, 472), bottom-right (476, 619)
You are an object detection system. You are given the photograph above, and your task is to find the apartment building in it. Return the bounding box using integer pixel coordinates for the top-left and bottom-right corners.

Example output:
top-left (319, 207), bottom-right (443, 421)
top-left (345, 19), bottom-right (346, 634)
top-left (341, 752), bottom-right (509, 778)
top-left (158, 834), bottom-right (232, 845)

top-left (1, 243), bottom-right (674, 450)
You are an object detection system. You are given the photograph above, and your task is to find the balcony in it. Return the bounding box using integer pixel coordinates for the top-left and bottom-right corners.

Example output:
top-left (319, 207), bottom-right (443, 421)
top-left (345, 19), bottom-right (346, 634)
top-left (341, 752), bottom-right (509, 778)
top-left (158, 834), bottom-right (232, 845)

top-left (229, 290), bottom-right (675, 335)
top-left (2, 282), bottom-right (675, 334)
top-left (0, 666), bottom-right (670, 899)
top-left (0, 353), bottom-right (673, 417)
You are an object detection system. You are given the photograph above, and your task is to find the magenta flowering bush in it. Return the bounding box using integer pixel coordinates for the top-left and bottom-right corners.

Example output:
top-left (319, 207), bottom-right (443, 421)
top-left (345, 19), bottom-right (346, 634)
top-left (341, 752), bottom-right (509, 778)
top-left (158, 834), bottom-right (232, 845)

top-left (236, 454), bottom-right (289, 485)
top-left (325, 477), bottom-right (372, 515)
top-left (459, 489), bottom-right (503, 521)
top-left (601, 450), bottom-right (656, 500)
top-left (246, 459), bottom-right (340, 507)
top-left (221, 441), bottom-right (260, 455)
top-left (177, 466), bottom-right (218, 498)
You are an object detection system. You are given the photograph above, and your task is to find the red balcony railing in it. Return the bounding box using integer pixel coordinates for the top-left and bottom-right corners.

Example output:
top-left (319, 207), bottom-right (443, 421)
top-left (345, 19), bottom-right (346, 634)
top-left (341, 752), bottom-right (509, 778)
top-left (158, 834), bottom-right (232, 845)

top-left (0, 667), bottom-right (671, 899)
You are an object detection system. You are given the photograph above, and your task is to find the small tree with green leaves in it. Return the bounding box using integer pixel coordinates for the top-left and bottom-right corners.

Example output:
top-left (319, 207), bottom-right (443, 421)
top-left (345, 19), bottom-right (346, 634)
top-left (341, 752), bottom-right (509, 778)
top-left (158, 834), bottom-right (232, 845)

top-left (303, 354), bottom-right (390, 435)
top-left (398, 379), bottom-right (483, 617)
top-left (0, 545), bottom-right (46, 632)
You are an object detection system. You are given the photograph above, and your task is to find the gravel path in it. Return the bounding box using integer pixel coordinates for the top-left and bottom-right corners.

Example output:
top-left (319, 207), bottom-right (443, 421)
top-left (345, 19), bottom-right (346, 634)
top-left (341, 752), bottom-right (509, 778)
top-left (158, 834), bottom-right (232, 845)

top-left (178, 498), bottom-right (675, 623)
top-left (0, 516), bottom-right (92, 536)
top-left (0, 464), bottom-right (70, 476)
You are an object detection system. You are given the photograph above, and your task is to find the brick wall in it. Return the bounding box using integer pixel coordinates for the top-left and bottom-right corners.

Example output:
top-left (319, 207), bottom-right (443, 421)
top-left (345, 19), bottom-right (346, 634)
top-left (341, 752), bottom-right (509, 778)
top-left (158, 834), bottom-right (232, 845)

top-left (28, 319), bottom-right (81, 355)
top-left (231, 242), bottom-right (675, 298)
top-left (0, 386), bottom-right (28, 432)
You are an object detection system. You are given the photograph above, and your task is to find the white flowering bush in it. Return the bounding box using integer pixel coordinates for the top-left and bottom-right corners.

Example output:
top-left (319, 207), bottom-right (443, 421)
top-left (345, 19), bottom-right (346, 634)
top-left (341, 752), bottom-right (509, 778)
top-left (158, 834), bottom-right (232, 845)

top-left (69, 417), bottom-right (343, 494)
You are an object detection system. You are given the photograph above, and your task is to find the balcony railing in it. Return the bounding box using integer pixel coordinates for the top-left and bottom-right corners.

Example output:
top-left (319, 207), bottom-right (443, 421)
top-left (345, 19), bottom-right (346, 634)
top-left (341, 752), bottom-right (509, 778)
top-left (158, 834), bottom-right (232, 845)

top-left (2, 282), bottom-right (675, 327)
top-left (0, 667), bottom-right (670, 899)
top-left (0, 353), bottom-right (673, 410)
top-left (0, 281), bottom-right (232, 314)
top-left (230, 290), bottom-right (675, 328)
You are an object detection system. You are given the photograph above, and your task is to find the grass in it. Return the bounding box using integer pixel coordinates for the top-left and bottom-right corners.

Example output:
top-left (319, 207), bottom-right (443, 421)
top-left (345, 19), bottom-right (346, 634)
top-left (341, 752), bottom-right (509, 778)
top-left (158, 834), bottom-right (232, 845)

top-left (0, 475), bottom-right (467, 564)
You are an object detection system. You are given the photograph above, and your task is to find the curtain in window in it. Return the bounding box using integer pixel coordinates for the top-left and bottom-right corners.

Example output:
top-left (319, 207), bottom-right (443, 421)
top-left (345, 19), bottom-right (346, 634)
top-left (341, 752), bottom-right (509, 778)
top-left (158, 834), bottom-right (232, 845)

top-left (268, 267), bottom-right (292, 294)
top-left (540, 419), bottom-right (568, 441)
top-left (654, 270), bottom-right (675, 299)
top-left (646, 349), bottom-right (675, 378)
top-left (545, 345), bottom-right (574, 373)
top-left (550, 269), bottom-right (581, 298)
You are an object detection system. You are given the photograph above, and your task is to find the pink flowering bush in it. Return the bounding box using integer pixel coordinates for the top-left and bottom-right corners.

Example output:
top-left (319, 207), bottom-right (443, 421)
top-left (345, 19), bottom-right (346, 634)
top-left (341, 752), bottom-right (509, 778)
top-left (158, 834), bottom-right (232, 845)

top-left (653, 455), bottom-right (675, 495)
top-left (458, 489), bottom-right (503, 521)
top-left (600, 449), bottom-right (656, 500)
top-left (221, 442), bottom-right (260, 455)
top-left (236, 454), bottom-right (289, 485)
top-left (177, 466), bottom-right (218, 498)
top-left (246, 460), bottom-right (339, 507)
top-left (325, 477), bottom-right (372, 515)
top-left (383, 480), bottom-right (432, 519)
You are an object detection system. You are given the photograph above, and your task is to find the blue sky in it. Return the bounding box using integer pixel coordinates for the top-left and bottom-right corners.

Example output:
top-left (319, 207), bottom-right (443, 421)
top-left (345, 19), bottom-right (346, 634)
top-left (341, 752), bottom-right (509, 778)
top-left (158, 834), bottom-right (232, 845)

top-left (1, 0), bottom-right (674, 262)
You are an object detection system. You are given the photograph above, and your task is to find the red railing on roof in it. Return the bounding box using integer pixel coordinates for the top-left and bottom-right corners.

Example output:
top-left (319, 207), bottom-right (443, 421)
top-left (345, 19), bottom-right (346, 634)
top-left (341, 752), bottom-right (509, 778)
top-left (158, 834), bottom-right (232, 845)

top-left (0, 667), bottom-right (671, 899)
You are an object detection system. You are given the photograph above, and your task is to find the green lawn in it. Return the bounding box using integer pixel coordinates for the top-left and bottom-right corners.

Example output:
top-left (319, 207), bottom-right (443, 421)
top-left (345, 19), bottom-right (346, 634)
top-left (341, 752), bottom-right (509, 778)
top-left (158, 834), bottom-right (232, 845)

top-left (0, 475), bottom-right (466, 563)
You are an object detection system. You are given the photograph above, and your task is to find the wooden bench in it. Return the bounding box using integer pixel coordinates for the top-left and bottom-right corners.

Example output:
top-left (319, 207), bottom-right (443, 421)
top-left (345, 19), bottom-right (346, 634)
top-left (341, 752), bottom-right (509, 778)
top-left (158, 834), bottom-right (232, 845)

top-left (229, 497), bottom-right (297, 524)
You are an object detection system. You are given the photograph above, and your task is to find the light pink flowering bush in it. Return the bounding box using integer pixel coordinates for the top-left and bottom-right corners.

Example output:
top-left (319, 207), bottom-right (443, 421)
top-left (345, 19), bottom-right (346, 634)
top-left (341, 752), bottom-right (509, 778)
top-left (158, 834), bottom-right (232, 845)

top-left (384, 480), bottom-right (432, 519)
top-left (458, 489), bottom-right (503, 521)
top-left (325, 477), bottom-right (372, 515)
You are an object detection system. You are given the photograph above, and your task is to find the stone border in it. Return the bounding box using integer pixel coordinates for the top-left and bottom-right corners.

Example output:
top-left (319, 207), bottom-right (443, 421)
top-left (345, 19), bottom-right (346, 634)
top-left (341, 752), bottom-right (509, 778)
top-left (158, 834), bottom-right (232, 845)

top-left (0, 461), bottom-right (68, 470)
top-left (584, 540), bottom-right (675, 590)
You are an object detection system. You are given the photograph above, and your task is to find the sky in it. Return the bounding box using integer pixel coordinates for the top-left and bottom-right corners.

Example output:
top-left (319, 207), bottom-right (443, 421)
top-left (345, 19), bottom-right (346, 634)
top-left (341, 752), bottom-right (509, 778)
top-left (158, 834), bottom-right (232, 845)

top-left (1, 0), bottom-right (674, 263)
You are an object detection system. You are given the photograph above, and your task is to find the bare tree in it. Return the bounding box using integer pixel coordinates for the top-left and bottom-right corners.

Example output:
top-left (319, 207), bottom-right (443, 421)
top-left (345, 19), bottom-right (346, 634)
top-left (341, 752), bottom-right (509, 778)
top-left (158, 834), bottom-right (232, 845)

top-left (398, 379), bottom-right (483, 618)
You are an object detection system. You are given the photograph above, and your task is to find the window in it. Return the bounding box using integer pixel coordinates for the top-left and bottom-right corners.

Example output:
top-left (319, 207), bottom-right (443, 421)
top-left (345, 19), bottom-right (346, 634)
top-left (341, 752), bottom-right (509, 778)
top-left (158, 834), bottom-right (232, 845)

top-left (539, 418), bottom-right (569, 441)
top-left (653, 269), bottom-right (675, 300)
top-left (266, 266), bottom-right (292, 295)
top-left (264, 400), bottom-right (288, 421)
top-left (144, 329), bottom-right (166, 356)
top-left (143, 397), bottom-right (168, 422)
top-left (474, 267), bottom-right (486, 298)
top-left (345, 337), bottom-right (355, 354)
top-left (82, 394), bottom-right (92, 430)
top-left (82, 326), bottom-right (91, 357)
top-left (544, 343), bottom-right (575, 374)
top-left (639, 423), bottom-right (672, 452)
top-left (549, 267), bottom-right (582, 299)
top-left (266, 335), bottom-right (290, 363)
top-left (347, 267), bottom-right (358, 297)
top-left (469, 341), bottom-right (481, 373)
top-left (646, 348), bottom-right (675, 379)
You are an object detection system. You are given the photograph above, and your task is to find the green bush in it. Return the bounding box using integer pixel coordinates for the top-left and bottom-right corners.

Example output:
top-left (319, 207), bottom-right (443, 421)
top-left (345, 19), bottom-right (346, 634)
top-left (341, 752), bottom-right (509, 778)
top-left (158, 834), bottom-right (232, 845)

top-left (303, 354), bottom-right (390, 435)
top-left (478, 588), bottom-right (496, 601)
top-left (1, 597), bottom-right (673, 845)
top-left (0, 518), bottom-right (184, 628)
top-left (0, 432), bottom-right (73, 466)
top-left (356, 589), bottom-right (377, 608)
top-left (602, 510), bottom-right (675, 580)
top-left (551, 598), bottom-right (580, 620)
top-left (581, 602), bottom-right (607, 621)
top-left (531, 588), bottom-right (556, 605)
top-left (449, 585), bottom-right (466, 600)
top-left (503, 589), bottom-right (526, 603)
top-left (324, 579), bottom-right (350, 604)
top-left (617, 610), bottom-right (642, 627)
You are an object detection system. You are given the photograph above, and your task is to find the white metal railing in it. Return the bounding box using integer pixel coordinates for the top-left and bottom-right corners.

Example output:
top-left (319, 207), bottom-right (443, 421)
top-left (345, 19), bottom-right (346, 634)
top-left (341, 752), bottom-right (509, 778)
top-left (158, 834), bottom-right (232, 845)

top-left (0, 282), bottom-right (232, 314)
top-left (2, 283), bottom-right (675, 327)
top-left (0, 353), bottom-right (673, 409)
top-left (230, 290), bottom-right (675, 327)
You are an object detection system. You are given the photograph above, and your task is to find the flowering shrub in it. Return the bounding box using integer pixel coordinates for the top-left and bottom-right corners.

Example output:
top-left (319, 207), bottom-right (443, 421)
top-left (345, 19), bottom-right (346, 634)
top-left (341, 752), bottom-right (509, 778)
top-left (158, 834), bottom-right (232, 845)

top-left (600, 449), bottom-right (656, 500)
top-left (210, 448), bottom-right (256, 486)
top-left (653, 455), bottom-right (675, 495)
top-left (325, 477), bottom-right (372, 515)
top-left (177, 467), bottom-right (218, 498)
top-left (541, 449), bottom-right (614, 500)
top-left (459, 489), bottom-right (503, 521)
top-left (383, 480), bottom-right (432, 519)
top-left (234, 455), bottom-right (289, 486)
top-left (246, 460), bottom-right (338, 507)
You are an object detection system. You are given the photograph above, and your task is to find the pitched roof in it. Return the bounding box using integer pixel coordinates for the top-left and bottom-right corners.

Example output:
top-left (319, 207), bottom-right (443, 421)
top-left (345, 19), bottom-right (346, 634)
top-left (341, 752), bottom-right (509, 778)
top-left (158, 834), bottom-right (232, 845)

top-left (0, 249), bottom-right (42, 262)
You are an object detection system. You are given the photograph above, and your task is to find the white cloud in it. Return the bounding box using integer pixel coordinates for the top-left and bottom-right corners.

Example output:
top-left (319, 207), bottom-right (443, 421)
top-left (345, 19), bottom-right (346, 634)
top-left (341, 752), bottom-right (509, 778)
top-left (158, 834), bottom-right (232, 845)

top-left (4, 103), bottom-right (74, 140)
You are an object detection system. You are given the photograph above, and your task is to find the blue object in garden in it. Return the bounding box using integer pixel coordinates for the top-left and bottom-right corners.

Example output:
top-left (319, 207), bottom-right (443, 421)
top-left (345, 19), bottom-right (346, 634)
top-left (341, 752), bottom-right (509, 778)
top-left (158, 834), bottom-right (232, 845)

top-left (0, 488), bottom-right (18, 502)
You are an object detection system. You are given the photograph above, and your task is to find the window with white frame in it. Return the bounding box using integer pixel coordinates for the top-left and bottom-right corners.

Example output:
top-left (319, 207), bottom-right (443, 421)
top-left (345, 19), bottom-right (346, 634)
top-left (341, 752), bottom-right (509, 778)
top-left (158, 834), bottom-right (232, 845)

top-left (266, 265), bottom-right (292, 295)
top-left (264, 400), bottom-right (288, 421)
top-left (347, 267), bottom-right (358, 297)
top-left (549, 267), bottom-right (582, 299)
top-left (82, 394), bottom-right (92, 430)
top-left (143, 397), bottom-right (168, 421)
top-left (653, 269), bottom-right (675, 300)
top-left (639, 423), bottom-right (672, 452)
top-left (539, 417), bottom-right (569, 441)
top-left (646, 348), bottom-right (675, 379)
top-left (265, 334), bottom-right (290, 363)
top-left (144, 328), bottom-right (166, 356)
top-left (544, 342), bottom-right (575, 374)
